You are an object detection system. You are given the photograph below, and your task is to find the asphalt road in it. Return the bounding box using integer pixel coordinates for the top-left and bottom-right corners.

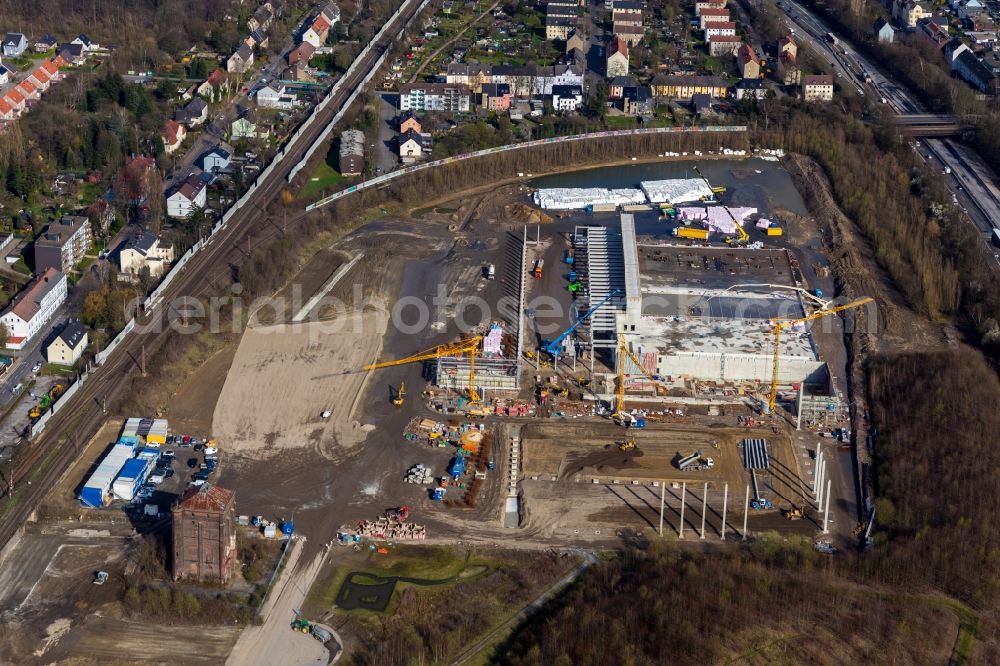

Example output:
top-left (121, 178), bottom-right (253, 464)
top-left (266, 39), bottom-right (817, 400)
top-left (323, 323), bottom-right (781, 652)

top-left (0, 0), bottom-right (427, 551)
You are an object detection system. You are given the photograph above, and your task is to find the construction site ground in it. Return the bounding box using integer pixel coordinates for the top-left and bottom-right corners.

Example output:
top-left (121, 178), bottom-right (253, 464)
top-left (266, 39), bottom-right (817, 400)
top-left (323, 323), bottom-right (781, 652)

top-left (0, 155), bottom-right (911, 659)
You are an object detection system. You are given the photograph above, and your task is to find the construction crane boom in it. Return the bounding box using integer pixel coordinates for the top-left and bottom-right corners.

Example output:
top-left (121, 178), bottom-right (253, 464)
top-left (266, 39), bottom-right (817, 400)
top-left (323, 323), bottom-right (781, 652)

top-left (542, 288), bottom-right (622, 360)
top-left (692, 165), bottom-right (747, 244)
top-left (769, 297), bottom-right (873, 413)
top-left (613, 334), bottom-right (671, 425)
top-left (365, 336), bottom-right (483, 403)
top-left (689, 283), bottom-right (830, 315)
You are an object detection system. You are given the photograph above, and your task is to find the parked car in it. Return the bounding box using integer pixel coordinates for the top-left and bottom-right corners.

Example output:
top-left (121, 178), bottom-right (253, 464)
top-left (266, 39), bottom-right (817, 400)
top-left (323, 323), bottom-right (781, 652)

top-left (31, 363), bottom-right (41, 373)
top-left (187, 458), bottom-right (199, 469)
top-left (149, 474), bottom-right (165, 485)
top-left (204, 447), bottom-right (218, 456)
top-left (11, 383), bottom-right (22, 394)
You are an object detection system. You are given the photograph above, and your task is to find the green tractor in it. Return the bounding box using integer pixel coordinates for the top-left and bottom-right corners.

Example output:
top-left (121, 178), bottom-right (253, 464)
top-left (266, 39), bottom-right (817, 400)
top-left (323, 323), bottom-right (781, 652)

top-left (291, 619), bottom-right (311, 633)
top-left (567, 281), bottom-right (582, 293)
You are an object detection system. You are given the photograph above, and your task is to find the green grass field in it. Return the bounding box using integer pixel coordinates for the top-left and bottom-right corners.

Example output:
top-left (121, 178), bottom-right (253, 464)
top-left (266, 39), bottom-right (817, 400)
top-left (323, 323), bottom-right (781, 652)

top-left (299, 160), bottom-right (351, 201)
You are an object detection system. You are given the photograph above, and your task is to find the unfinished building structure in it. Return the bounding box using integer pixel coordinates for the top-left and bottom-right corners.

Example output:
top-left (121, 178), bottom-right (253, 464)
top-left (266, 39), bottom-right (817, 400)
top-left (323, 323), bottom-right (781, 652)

top-left (172, 484), bottom-right (237, 583)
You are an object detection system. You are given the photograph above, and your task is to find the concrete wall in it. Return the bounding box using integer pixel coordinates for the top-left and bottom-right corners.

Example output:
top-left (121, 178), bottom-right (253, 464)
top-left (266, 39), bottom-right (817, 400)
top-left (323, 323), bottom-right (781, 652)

top-left (655, 351), bottom-right (825, 384)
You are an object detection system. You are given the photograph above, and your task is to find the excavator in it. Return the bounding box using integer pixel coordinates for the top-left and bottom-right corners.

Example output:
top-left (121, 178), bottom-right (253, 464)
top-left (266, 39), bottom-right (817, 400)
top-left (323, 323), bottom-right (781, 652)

top-left (392, 382), bottom-right (405, 407)
top-left (768, 297), bottom-right (874, 414)
top-left (618, 439), bottom-right (636, 451)
top-left (365, 336), bottom-right (483, 403)
top-left (612, 334), bottom-right (671, 427)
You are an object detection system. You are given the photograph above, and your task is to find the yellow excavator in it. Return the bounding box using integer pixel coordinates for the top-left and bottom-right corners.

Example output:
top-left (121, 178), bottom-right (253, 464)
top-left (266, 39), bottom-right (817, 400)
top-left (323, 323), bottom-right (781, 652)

top-left (365, 336), bottom-right (483, 403)
top-left (392, 382), bottom-right (405, 407)
top-left (768, 297), bottom-right (873, 414)
top-left (618, 439), bottom-right (636, 451)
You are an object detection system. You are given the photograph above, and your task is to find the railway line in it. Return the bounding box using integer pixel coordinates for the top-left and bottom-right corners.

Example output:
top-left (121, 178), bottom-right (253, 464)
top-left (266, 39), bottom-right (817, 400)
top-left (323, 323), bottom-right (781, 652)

top-left (0, 0), bottom-right (426, 550)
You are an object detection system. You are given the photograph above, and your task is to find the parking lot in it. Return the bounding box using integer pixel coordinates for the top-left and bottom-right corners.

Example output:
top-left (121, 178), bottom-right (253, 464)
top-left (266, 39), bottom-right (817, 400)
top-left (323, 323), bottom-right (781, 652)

top-left (120, 434), bottom-right (222, 519)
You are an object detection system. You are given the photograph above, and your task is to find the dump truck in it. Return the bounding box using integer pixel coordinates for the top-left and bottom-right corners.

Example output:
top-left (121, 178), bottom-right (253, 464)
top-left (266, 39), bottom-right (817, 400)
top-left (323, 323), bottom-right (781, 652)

top-left (533, 259), bottom-right (544, 278)
top-left (676, 450), bottom-right (715, 471)
top-left (448, 455), bottom-right (465, 479)
top-left (673, 227), bottom-right (710, 240)
top-left (485, 263), bottom-right (495, 280)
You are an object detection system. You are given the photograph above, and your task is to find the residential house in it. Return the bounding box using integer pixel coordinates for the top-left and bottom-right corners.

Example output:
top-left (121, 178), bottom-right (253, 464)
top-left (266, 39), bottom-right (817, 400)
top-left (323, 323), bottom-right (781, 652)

top-left (606, 36), bottom-right (629, 78)
top-left (953, 49), bottom-right (997, 92)
top-left (444, 62), bottom-right (493, 92)
top-left (695, 0), bottom-right (728, 12)
top-left (608, 75), bottom-right (637, 99)
top-left (614, 0), bottom-right (643, 13)
top-left (918, 17), bottom-right (950, 49)
top-left (301, 14), bottom-right (331, 48)
top-left (4, 87), bottom-right (26, 114)
top-left (778, 35), bottom-right (798, 60)
top-left (698, 8), bottom-right (730, 29)
top-left (0, 98), bottom-right (14, 121)
top-left (0, 63), bottom-right (13, 85)
top-left (231, 112), bottom-right (267, 140)
top-left (338, 129), bottom-right (365, 176)
top-left (551, 84), bottom-right (584, 111)
top-left (651, 74), bottom-right (728, 99)
top-left (17, 79), bottom-right (39, 102)
top-left (704, 21), bottom-right (736, 40)
top-left (0, 268), bottom-right (67, 350)
top-left (162, 120), bottom-right (187, 154)
top-left (708, 34), bottom-right (741, 56)
top-left (28, 67), bottom-right (51, 92)
top-left (778, 36), bottom-right (800, 86)
top-left (621, 85), bottom-right (653, 114)
top-left (247, 29), bottom-right (269, 50)
top-left (227, 44), bottom-right (254, 74)
top-left (612, 10), bottom-right (642, 27)
top-left (398, 129), bottom-right (423, 162)
top-left (492, 63), bottom-right (584, 96)
top-left (566, 30), bottom-right (586, 54)
top-left (72, 34), bottom-right (98, 52)
top-left (40, 59), bottom-right (61, 81)
top-left (802, 74), bottom-right (834, 101)
top-left (893, 0), bottom-right (930, 29)
top-left (256, 81), bottom-right (298, 109)
top-left (249, 4), bottom-right (274, 32)
top-left (691, 93), bottom-right (714, 117)
top-left (478, 83), bottom-right (511, 110)
top-left (735, 78), bottom-right (768, 99)
top-left (118, 229), bottom-right (175, 280)
top-left (944, 38), bottom-right (971, 65)
top-left (47, 319), bottom-right (88, 365)
top-left (874, 17), bottom-right (895, 43)
top-left (86, 199), bottom-right (116, 235)
top-left (321, 2), bottom-right (341, 25)
top-left (166, 174), bottom-right (207, 219)
top-left (282, 62), bottom-right (314, 82)
top-left (957, 0), bottom-right (985, 20)
top-left (614, 24), bottom-right (644, 46)
top-left (57, 43), bottom-right (86, 65)
top-left (738, 44), bottom-right (760, 79)
top-left (287, 42), bottom-right (316, 67)
top-left (197, 69), bottom-right (228, 99)
top-left (34, 215), bottom-right (92, 274)
top-left (545, 16), bottom-right (576, 41)
top-left (2, 32), bottom-right (27, 57)
top-left (176, 97), bottom-right (209, 127)
top-left (34, 34), bottom-right (57, 52)
top-left (398, 83), bottom-right (470, 112)
top-left (200, 145), bottom-right (232, 173)
top-left (398, 110), bottom-right (421, 134)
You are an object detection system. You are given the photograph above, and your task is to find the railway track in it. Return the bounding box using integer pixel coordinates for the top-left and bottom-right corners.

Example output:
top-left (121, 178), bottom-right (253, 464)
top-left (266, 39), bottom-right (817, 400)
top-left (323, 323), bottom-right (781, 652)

top-left (0, 0), bottom-right (426, 550)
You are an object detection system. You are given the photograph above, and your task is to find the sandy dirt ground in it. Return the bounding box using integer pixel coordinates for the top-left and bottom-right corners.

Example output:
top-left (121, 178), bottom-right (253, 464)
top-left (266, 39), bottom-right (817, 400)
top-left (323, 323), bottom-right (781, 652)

top-left (227, 539), bottom-right (330, 666)
top-left (213, 312), bottom-right (385, 461)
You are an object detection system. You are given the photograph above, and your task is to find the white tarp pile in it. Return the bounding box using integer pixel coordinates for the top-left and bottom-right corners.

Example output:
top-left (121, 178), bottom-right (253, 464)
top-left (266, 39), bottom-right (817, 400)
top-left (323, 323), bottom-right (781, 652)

top-left (533, 188), bottom-right (646, 210)
top-left (755, 218), bottom-right (773, 230)
top-left (677, 206), bottom-right (758, 235)
top-left (639, 178), bottom-right (713, 204)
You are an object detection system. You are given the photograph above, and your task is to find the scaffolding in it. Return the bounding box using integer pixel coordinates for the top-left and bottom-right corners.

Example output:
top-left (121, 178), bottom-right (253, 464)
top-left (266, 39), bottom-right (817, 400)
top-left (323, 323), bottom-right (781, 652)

top-left (573, 224), bottom-right (626, 371)
top-left (436, 356), bottom-right (519, 392)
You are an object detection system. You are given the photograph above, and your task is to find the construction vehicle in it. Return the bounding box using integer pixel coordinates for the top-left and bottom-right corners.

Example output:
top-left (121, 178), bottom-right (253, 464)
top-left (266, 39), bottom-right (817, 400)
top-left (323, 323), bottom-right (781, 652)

top-left (485, 263), bottom-right (495, 280)
top-left (675, 449), bottom-right (715, 471)
top-left (93, 571), bottom-right (108, 585)
top-left (49, 383), bottom-right (65, 400)
top-left (692, 166), bottom-right (747, 245)
top-left (365, 335), bottom-right (483, 403)
top-left (291, 619), bottom-right (311, 633)
top-left (782, 507), bottom-right (803, 520)
top-left (567, 281), bottom-right (582, 293)
top-left (672, 226), bottom-right (709, 240)
top-left (533, 258), bottom-right (544, 279)
top-left (618, 439), bottom-right (636, 451)
top-left (749, 469), bottom-right (773, 509)
top-left (389, 505), bottom-right (410, 522)
top-left (692, 164), bottom-right (727, 196)
top-left (392, 382), bottom-right (405, 407)
top-left (612, 334), bottom-right (670, 427)
top-left (431, 488), bottom-right (446, 501)
top-left (768, 297), bottom-right (873, 413)
top-left (564, 250), bottom-right (574, 265)
top-left (542, 289), bottom-right (621, 363)
top-left (567, 270), bottom-right (578, 282)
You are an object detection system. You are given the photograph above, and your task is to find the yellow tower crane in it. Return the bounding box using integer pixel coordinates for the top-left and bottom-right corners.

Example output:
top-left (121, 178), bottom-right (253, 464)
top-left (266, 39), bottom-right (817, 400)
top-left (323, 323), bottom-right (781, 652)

top-left (613, 334), bottom-right (671, 426)
top-left (364, 336), bottom-right (483, 403)
top-left (768, 297), bottom-right (873, 413)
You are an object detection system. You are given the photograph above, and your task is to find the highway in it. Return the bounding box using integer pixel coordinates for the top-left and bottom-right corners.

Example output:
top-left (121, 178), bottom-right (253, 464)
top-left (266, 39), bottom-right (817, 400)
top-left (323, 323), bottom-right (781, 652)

top-left (0, 0), bottom-right (426, 550)
top-left (781, 0), bottom-right (1000, 256)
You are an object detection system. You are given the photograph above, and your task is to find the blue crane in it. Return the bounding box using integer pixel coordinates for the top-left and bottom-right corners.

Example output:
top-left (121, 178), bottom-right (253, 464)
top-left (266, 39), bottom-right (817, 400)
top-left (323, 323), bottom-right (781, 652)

top-left (542, 289), bottom-right (622, 359)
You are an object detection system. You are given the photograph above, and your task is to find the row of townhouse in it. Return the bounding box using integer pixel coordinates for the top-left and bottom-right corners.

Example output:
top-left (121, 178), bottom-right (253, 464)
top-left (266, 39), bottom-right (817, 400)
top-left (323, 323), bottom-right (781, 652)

top-left (612, 0), bottom-right (644, 47)
top-left (0, 56), bottom-right (66, 122)
top-left (443, 62), bottom-right (585, 96)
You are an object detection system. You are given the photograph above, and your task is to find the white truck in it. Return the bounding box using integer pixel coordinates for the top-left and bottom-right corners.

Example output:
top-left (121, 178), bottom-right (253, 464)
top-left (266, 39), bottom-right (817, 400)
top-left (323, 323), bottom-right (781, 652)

top-left (676, 450), bottom-right (715, 472)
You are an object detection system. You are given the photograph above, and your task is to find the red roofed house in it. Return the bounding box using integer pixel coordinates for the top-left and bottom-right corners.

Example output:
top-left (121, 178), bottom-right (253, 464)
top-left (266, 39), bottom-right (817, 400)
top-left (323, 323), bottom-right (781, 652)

top-left (698, 8), bottom-right (730, 29)
top-left (708, 34), bottom-right (741, 56)
top-left (0, 268), bottom-right (68, 350)
top-left (737, 43), bottom-right (760, 79)
top-left (171, 484), bottom-right (237, 583)
top-left (162, 120), bottom-right (187, 154)
top-left (0, 98), bottom-right (14, 120)
top-left (28, 67), bottom-right (51, 91)
top-left (197, 68), bottom-right (228, 99)
top-left (288, 42), bottom-right (316, 67)
top-left (17, 79), bottom-right (39, 101)
top-left (4, 87), bottom-right (26, 112)
top-left (302, 14), bottom-right (331, 48)
top-left (606, 36), bottom-right (630, 78)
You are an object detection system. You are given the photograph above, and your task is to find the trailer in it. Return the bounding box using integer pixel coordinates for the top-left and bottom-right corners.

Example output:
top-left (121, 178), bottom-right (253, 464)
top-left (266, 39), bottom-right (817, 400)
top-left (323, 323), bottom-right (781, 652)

top-left (675, 449), bottom-right (715, 471)
top-left (673, 226), bottom-right (710, 240)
